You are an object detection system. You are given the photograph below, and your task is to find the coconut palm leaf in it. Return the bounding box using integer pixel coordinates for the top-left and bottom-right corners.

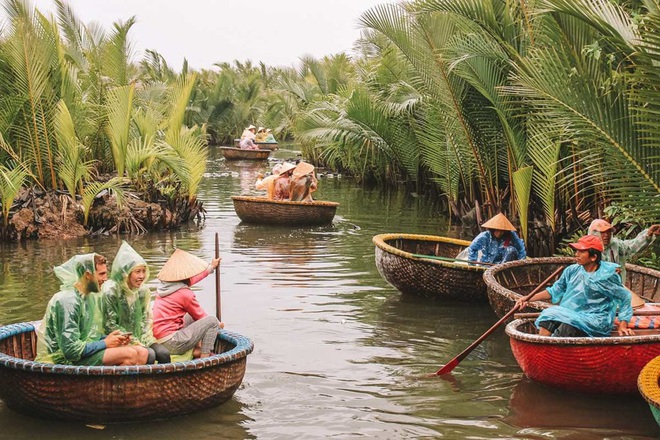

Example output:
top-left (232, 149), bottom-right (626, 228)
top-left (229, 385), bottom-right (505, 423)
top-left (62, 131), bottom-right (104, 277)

top-left (0, 162), bottom-right (27, 226)
top-left (54, 100), bottom-right (93, 198)
top-left (80, 178), bottom-right (125, 226)
top-left (105, 84), bottom-right (134, 177)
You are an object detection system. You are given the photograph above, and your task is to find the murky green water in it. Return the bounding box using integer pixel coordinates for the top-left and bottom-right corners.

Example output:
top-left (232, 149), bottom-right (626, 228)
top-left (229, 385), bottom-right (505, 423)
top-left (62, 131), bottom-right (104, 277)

top-left (0, 145), bottom-right (657, 439)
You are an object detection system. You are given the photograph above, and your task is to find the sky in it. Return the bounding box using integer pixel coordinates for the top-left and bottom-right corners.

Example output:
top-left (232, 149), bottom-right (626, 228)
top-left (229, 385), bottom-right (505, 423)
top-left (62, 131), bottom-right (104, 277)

top-left (29, 0), bottom-right (388, 70)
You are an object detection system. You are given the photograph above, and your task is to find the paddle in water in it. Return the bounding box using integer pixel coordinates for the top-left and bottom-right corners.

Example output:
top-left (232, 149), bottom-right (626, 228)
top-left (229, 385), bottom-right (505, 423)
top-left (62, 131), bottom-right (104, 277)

top-left (215, 232), bottom-right (222, 321)
top-left (433, 266), bottom-right (565, 375)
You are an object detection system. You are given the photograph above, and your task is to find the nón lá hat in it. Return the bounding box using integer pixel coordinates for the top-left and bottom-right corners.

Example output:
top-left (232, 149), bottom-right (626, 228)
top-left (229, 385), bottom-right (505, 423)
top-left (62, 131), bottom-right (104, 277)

top-left (157, 249), bottom-right (208, 282)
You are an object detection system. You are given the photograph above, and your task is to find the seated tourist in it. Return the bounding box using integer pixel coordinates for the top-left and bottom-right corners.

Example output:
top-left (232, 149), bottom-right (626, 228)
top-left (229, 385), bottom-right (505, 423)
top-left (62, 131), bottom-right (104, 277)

top-left (264, 129), bottom-right (277, 143)
top-left (240, 125), bottom-right (256, 140)
top-left (255, 127), bottom-right (268, 142)
top-left (239, 137), bottom-right (259, 150)
top-left (36, 253), bottom-right (149, 365)
top-left (467, 213), bottom-right (526, 264)
top-left (102, 241), bottom-right (170, 364)
top-left (256, 163), bottom-right (283, 199)
top-left (289, 161), bottom-right (318, 202)
top-left (272, 162), bottom-right (296, 201)
top-left (152, 249), bottom-right (223, 359)
top-left (516, 235), bottom-right (634, 337)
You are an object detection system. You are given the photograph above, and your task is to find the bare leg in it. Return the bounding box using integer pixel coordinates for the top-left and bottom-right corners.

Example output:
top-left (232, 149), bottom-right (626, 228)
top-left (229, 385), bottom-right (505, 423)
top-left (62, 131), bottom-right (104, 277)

top-left (102, 346), bottom-right (149, 366)
top-left (539, 327), bottom-right (552, 336)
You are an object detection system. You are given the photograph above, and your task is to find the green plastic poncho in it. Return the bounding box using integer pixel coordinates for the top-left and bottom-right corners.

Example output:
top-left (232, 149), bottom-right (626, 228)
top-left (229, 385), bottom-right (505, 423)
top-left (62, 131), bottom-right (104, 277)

top-left (101, 241), bottom-right (156, 347)
top-left (535, 261), bottom-right (633, 337)
top-left (589, 229), bottom-right (653, 283)
top-left (35, 253), bottom-right (105, 364)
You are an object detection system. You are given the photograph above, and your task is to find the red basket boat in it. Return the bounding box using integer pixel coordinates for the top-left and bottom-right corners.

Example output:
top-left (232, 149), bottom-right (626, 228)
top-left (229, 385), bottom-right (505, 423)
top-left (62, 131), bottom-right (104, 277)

top-left (506, 318), bottom-right (660, 394)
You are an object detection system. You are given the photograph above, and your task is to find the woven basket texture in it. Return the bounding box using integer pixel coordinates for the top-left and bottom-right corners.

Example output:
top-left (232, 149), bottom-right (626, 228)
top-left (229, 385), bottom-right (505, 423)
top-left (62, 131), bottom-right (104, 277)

top-left (506, 318), bottom-right (660, 394)
top-left (0, 322), bottom-right (253, 423)
top-left (638, 355), bottom-right (660, 427)
top-left (373, 233), bottom-right (486, 301)
top-left (220, 147), bottom-right (270, 161)
top-left (484, 257), bottom-right (660, 319)
top-left (232, 196), bottom-right (338, 225)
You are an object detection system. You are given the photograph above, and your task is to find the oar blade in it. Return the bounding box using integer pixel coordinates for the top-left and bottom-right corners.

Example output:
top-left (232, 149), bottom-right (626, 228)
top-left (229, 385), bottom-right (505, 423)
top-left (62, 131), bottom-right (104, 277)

top-left (434, 358), bottom-right (459, 375)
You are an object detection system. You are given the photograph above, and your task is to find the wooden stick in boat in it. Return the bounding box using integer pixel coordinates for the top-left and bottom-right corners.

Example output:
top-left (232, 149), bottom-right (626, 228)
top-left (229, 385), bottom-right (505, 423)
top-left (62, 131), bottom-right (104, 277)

top-left (215, 232), bottom-right (222, 321)
top-left (411, 254), bottom-right (495, 267)
top-left (432, 266), bottom-right (564, 376)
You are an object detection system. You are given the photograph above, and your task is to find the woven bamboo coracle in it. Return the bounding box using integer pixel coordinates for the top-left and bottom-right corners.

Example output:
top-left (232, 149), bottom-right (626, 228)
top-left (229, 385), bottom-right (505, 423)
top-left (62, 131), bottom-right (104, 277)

top-left (231, 196), bottom-right (339, 226)
top-left (506, 318), bottom-right (660, 394)
top-left (220, 147), bottom-right (270, 161)
top-left (0, 322), bottom-right (253, 423)
top-left (484, 257), bottom-right (660, 319)
top-left (373, 233), bottom-right (487, 301)
top-left (254, 142), bottom-right (278, 151)
top-left (638, 355), bottom-right (660, 428)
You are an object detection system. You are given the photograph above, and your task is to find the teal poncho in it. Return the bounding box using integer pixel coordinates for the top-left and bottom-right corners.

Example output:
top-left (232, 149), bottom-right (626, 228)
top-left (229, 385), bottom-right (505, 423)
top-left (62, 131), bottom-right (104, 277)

top-left (535, 261), bottom-right (632, 337)
top-left (35, 253), bottom-right (105, 364)
top-left (101, 241), bottom-right (156, 346)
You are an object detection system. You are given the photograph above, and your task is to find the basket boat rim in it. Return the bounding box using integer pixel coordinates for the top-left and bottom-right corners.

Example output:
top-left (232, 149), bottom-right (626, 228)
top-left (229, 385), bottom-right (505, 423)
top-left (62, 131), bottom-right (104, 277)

top-left (484, 256), bottom-right (660, 306)
top-left (372, 233), bottom-right (484, 272)
top-left (638, 355), bottom-right (660, 408)
top-left (0, 321), bottom-right (253, 376)
top-left (506, 318), bottom-right (660, 345)
top-left (232, 195), bottom-right (339, 207)
top-left (220, 146), bottom-right (270, 152)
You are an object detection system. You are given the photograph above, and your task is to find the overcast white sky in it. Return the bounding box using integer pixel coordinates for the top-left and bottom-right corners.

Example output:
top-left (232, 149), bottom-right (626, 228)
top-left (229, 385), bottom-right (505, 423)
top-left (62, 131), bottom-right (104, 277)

top-left (29, 0), bottom-right (388, 70)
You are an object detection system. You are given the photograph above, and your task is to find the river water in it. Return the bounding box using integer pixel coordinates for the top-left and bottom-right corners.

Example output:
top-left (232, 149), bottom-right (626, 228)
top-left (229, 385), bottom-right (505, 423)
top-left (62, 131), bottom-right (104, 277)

top-left (0, 145), bottom-right (658, 439)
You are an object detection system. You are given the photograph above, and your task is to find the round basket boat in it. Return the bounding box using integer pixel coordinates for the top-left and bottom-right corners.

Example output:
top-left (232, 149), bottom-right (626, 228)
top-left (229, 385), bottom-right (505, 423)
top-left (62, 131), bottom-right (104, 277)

top-left (373, 233), bottom-right (486, 301)
top-left (506, 318), bottom-right (660, 394)
top-left (485, 257), bottom-right (660, 318)
top-left (220, 146), bottom-right (270, 161)
top-left (638, 355), bottom-right (660, 428)
top-left (0, 321), bottom-right (254, 423)
top-left (231, 196), bottom-right (339, 226)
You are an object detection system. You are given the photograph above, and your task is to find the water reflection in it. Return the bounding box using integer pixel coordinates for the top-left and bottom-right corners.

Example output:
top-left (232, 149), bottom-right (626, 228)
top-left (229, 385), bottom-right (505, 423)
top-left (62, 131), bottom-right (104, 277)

top-left (506, 377), bottom-right (658, 439)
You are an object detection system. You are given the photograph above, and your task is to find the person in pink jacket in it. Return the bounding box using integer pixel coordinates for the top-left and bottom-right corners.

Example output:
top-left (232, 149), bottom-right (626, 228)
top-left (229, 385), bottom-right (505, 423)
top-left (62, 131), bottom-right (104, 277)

top-left (152, 249), bottom-right (223, 358)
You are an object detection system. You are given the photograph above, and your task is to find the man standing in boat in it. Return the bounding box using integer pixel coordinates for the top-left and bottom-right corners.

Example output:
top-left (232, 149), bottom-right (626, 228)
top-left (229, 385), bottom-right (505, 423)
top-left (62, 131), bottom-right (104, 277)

top-left (467, 213), bottom-right (527, 264)
top-left (516, 235), bottom-right (634, 337)
top-left (35, 253), bottom-right (149, 366)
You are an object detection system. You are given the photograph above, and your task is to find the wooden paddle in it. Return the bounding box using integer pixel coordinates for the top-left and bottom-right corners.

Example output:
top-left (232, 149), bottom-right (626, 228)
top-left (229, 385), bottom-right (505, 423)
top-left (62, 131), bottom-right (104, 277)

top-left (215, 232), bottom-right (221, 321)
top-left (433, 265), bottom-right (565, 375)
top-left (411, 254), bottom-right (495, 267)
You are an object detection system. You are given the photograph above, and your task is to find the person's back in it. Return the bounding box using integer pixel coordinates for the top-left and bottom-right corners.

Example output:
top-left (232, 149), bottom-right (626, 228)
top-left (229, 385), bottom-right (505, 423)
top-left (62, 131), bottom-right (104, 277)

top-left (289, 161), bottom-right (318, 202)
top-left (239, 137), bottom-right (258, 150)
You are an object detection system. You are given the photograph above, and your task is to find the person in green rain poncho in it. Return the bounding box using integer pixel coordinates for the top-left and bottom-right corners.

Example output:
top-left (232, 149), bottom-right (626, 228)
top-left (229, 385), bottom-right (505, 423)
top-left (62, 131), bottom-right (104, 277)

top-left (35, 253), bottom-right (149, 366)
top-left (102, 241), bottom-right (171, 364)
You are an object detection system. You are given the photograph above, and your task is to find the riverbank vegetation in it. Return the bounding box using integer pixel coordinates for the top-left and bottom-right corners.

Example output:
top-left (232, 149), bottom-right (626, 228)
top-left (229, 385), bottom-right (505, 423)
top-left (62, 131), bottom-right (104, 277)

top-left (1, 0), bottom-right (659, 259)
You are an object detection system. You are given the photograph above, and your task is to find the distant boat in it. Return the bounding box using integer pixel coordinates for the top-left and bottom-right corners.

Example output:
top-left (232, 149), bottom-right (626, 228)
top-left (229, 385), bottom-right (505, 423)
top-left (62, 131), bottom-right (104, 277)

top-left (233, 139), bottom-right (278, 150)
top-left (231, 196), bottom-right (338, 226)
top-left (221, 147), bottom-right (270, 161)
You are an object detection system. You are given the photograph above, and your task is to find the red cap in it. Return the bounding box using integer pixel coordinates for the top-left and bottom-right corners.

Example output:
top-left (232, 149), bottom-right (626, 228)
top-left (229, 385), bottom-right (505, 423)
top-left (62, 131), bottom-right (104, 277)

top-left (569, 235), bottom-right (604, 252)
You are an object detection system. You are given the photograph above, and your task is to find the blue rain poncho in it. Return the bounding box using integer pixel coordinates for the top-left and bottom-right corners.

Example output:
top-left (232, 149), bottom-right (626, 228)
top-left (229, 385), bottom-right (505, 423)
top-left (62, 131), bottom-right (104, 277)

top-left (101, 241), bottom-right (156, 347)
top-left (467, 230), bottom-right (527, 264)
top-left (35, 254), bottom-right (106, 364)
top-left (535, 261), bottom-right (633, 337)
top-left (589, 229), bottom-right (654, 283)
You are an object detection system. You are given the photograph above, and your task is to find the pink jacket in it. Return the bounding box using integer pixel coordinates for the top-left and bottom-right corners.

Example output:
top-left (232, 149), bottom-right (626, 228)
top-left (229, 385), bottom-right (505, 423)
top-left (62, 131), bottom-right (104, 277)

top-left (152, 269), bottom-right (210, 340)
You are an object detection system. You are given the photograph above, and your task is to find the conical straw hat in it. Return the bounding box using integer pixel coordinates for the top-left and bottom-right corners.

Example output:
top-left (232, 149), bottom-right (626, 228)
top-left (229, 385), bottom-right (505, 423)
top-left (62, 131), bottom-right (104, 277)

top-left (481, 213), bottom-right (516, 231)
top-left (157, 249), bottom-right (208, 282)
top-left (293, 161), bottom-right (315, 177)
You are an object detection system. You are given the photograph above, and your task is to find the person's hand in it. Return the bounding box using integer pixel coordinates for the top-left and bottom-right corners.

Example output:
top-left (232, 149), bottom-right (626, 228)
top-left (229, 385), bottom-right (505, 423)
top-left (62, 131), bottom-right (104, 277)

top-left (617, 322), bottom-right (635, 336)
top-left (218, 321), bottom-right (225, 329)
top-left (615, 266), bottom-right (622, 274)
top-left (515, 298), bottom-right (528, 310)
top-left (105, 330), bottom-right (130, 348)
top-left (648, 224), bottom-right (660, 236)
top-left (211, 258), bottom-right (221, 269)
